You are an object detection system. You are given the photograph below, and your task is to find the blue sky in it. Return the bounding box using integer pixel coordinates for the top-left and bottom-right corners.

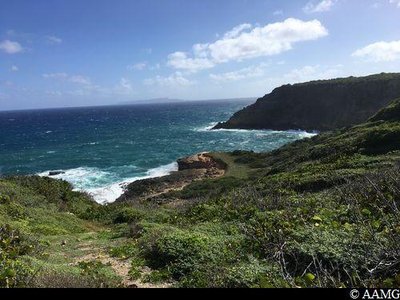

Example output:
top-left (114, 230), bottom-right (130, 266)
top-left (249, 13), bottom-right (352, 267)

top-left (0, 0), bottom-right (400, 110)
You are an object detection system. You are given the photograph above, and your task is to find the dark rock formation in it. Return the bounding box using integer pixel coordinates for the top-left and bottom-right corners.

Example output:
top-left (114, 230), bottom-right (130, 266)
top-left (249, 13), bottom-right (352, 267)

top-left (49, 171), bottom-right (65, 176)
top-left (177, 153), bottom-right (226, 171)
top-left (213, 73), bottom-right (400, 132)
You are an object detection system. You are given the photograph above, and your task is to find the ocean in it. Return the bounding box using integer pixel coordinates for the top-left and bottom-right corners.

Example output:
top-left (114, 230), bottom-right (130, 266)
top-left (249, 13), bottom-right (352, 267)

top-left (0, 99), bottom-right (316, 204)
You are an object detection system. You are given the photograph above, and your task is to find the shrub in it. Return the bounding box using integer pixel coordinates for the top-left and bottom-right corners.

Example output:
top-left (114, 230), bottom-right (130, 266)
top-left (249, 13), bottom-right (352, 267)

top-left (0, 225), bottom-right (37, 288)
top-left (142, 269), bottom-right (171, 284)
top-left (78, 260), bottom-right (120, 288)
top-left (0, 194), bottom-right (11, 205)
top-left (5, 202), bottom-right (26, 220)
top-left (140, 225), bottom-right (245, 287)
top-left (113, 207), bottom-right (145, 224)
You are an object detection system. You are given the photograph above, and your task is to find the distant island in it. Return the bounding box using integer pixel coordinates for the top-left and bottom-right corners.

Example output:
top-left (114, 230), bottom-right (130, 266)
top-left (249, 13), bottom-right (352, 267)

top-left (120, 97), bottom-right (257, 106)
top-left (214, 73), bottom-right (400, 132)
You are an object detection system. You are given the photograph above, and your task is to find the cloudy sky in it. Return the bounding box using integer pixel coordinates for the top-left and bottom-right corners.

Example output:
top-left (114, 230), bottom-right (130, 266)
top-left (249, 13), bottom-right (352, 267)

top-left (0, 0), bottom-right (400, 110)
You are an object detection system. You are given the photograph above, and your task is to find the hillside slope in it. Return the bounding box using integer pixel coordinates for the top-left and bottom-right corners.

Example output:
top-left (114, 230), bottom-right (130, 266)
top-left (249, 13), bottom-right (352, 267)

top-left (2, 99), bottom-right (400, 288)
top-left (214, 73), bottom-right (400, 131)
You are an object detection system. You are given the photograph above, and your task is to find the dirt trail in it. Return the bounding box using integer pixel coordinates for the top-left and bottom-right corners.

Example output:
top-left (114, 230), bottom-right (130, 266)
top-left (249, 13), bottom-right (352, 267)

top-left (75, 242), bottom-right (172, 288)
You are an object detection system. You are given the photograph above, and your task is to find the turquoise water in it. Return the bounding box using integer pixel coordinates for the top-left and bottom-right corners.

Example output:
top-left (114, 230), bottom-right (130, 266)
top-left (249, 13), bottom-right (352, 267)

top-left (0, 100), bottom-right (316, 203)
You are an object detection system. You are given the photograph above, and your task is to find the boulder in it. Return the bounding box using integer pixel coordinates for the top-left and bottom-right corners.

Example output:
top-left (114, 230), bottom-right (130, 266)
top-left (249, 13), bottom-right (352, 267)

top-left (177, 153), bottom-right (217, 171)
top-left (49, 171), bottom-right (65, 176)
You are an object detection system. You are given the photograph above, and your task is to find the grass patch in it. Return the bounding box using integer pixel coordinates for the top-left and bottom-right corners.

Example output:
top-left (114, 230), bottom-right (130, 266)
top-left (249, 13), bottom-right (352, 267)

top-left (209, 152), bottom-right (254, 179)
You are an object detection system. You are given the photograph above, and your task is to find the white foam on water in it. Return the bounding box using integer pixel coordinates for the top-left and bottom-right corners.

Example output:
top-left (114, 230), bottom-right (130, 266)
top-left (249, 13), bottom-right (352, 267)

top-left (286, 130), bottom-right (319, 138)
top-left (195, 122), bottom-right (272, 134)
top-left (194, 122), bottom-right (219, 132)
top-left (86, 183), bottom-right (127, 205)
top-left (37, 162), bottom-right (178, 204)
top-left (196, 122), bottom-right (319, 138)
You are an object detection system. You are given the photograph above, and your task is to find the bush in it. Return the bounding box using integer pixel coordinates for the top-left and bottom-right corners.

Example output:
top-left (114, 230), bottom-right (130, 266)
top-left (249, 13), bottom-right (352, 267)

top-left (140, 225), bottom-right (246, 287)
top-left (78, 260), bottom-right (120, 288)
top-left (0, 194), bottom-right (11, 205)
top-left (5, 202), bottom-right (26, 220)
top-left (112, 207), bottom-right (145, 224)
top-left (0, 225), bottom-right (37, 288)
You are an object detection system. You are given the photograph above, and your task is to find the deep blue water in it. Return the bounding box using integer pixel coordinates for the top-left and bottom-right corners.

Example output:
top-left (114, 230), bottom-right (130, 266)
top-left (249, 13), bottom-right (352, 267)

top-left (0, 100), bottom-right (315, 203)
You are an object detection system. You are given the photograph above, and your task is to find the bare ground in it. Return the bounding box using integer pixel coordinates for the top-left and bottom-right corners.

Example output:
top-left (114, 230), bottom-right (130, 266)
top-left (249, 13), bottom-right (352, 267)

top-left (74, 240), bottom-right (173, 288)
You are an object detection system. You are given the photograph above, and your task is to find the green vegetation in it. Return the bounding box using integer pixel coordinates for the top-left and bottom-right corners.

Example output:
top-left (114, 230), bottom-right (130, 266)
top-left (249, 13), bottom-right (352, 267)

top-left (2, 97), bottom-right (400, 288)
top-left (208, 152), bottom-right (253, 178)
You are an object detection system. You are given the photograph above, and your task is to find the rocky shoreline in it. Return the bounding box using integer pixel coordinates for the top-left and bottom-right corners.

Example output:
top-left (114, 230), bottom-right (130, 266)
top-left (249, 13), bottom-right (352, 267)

top-left (116, 153), bottom-right (227, 204)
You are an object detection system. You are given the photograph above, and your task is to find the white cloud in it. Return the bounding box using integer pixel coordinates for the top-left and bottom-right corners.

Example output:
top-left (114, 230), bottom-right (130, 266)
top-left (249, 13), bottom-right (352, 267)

top-left (42, 72), bottom-right (136, 98)
top-left (303, 0), bottom-right (336, 13)
top-left (167, 18), bottom-right (328, 72)
top-left (0, 40), bottom-right (23, 54)
top-left (278, 65), bottom-right (342, 84)
top-left (69, 75), bottom-right (92, 85)
top-left (284, 65), bottom-right (320, 80)
top-left (209, 18), bottom-right (328, 63)
top-left (65, 78), bottom-right (135, 98)
top-left (120, 78), bottom-right (131, 89)
top-left (43, 73), bottom-right (91, 85)
top-left (144, 72), bottom-right (194, 87)
top-left (248, 65), bottom-right (342, 91)
top-left (127, 62), bottom-right (147, 71)
top-left (223, 23), bottom-right (252, 39)
top-left (210, 64), bottom-right (266, 82)
top-left (11, 65), bottom-right (19, 72)
top-left (45, 35), bottom-right (63, 45)
top-left (352, 40), bottom-right (400, 62)
top-left (46, 90), bottom-right (63, 97)
top-left (42, 73), bottom-right (68, 79)
top-left (390, 0), bottom-right (400, 7)
top-left (167, 52), bottom-right (215, 72)
top-left (113, 78), bottom-right (134, 95)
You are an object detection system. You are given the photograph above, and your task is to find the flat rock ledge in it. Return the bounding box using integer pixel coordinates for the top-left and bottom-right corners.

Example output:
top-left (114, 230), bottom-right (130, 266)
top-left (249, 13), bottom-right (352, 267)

top-left (116, 153), bottom-right (226, 204)
top-left (177, 152), bottom-right (226, 171)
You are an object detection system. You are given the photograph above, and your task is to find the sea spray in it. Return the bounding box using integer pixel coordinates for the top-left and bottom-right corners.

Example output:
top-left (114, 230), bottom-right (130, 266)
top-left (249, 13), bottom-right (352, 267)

top-left (38, 162), bottom-right (178, 204)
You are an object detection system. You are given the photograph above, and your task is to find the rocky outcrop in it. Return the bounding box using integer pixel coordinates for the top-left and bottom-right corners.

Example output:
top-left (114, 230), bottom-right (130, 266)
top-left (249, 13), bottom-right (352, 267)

top-left (177, 153), bottom-right (227, 171)
top-left (49, 171), bottom-right (65, 176)
top-left (116, 153), bottom-right (226, 204)
top-left (213, 73), bottom-right (400, 132)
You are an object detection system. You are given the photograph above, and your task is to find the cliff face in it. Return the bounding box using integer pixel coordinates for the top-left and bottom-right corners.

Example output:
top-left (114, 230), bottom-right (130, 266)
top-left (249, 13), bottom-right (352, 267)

top-left (213, 73), bottom-right (400, 132)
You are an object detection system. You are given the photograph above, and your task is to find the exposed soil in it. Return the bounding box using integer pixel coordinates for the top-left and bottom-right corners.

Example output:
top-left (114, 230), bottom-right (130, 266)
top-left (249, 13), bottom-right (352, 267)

top-left (75, 241), bottom-right (173, 288)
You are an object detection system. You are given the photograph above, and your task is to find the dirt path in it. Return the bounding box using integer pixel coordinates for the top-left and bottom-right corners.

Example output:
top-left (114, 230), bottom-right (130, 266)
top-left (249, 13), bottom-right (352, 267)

top-left (75, 242), bottom-right (173, 288)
